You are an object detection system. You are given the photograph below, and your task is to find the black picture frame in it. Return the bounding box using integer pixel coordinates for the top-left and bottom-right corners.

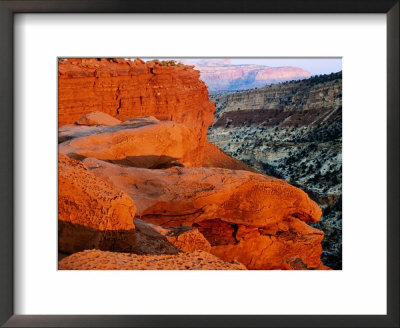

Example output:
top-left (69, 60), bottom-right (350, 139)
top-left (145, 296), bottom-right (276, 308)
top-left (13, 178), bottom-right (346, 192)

top-left (0, 1), bottom-right (398, 327)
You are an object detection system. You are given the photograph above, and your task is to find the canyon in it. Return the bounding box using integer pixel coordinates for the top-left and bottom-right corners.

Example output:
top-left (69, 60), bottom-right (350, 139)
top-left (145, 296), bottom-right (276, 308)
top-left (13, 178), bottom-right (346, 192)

top-left (208, 72), bottom-right (342, 269)
top-left (58, 58), bottom-right (335, 270)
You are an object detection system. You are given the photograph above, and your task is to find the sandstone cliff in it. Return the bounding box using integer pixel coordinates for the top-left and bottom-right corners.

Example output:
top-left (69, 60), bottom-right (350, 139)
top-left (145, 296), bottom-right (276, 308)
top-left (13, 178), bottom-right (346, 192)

top-left (58, 58), bottom-right (215, 146)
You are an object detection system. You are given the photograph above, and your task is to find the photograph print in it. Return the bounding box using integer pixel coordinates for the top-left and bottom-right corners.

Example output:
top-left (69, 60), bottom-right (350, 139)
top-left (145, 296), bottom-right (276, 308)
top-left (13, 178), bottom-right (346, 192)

top-left (58, 57), bottom-right (342, 270)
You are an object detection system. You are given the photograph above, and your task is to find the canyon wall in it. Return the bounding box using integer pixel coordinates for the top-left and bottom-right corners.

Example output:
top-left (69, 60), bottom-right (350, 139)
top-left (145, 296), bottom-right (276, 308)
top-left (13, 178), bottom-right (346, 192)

top-left (208, 72), bottom-right (342, 269)
top-left (58, 58), bottom-right (215, 146)
top-left (193, 59), bottom-right (311, 93)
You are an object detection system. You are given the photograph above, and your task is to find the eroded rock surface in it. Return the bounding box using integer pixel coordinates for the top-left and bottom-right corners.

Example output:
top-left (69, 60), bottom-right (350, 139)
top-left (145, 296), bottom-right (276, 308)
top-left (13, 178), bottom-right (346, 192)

top-left (59, 117), bottom-right (200, 168)
top-left (58, 249), bottom-right (246, 270)
top-left (58, 58), bottom-right (215, 147)
top-left (58, 153), bottom-right (137, 253)
top-left (83, 158), bottom-right (322, 228)
top-left (194, 217), bottom-right (327, 270)
top-left (58, 153), bottom-right (136, 230)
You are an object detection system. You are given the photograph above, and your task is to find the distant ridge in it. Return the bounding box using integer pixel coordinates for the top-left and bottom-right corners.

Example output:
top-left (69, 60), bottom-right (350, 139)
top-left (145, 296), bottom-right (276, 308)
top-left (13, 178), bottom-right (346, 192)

top-left (193, 59), bottom-right (311, 93)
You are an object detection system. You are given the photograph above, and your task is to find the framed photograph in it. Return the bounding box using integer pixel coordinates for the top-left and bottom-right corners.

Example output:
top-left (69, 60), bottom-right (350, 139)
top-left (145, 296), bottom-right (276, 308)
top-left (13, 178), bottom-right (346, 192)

top-left (1, 1), bottom-right (398, 327)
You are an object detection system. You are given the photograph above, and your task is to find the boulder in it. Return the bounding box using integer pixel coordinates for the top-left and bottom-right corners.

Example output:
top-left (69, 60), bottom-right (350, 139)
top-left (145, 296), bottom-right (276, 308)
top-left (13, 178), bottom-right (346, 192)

top-left (194, 217), bottom-right (327, 270)
top-left (58, 153), bottom-right (136, 253)
top-left (59, 118), bottom-right (200, 168)
top-left (83, 158), bottom-right (322, 227)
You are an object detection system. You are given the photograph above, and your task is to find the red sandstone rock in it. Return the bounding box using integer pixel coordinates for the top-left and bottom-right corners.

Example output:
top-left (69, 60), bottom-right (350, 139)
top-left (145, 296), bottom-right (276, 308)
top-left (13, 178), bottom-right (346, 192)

top-left (59, 117), bottom-right (201, 168)
top-left (194, 217), bottom-right (325, 270)
top-left (83, 158), bottom-right (322, 227)
top-left (58, 153), bottom-right (136, 253)
top-left (58, 58), bottom-right (215, 149)
top-left (58, 153), bottom-right (135, 230)
top-left (133, 219), bottom-right (211, 254)
top-left (58, 249), bottom-right (247, 270)
top-left (75, 111), bottom-right (121, 126)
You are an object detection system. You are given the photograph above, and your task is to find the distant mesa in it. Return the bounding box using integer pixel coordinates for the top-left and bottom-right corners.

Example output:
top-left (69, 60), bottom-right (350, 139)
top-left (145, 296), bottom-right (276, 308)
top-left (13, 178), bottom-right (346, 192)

top-left (193, 59), bottom-right (311, 93)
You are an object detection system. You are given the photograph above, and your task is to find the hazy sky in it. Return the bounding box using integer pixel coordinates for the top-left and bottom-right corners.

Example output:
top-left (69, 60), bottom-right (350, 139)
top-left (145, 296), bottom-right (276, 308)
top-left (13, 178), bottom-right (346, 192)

top-left (144, 57), bottom-right (342, 76)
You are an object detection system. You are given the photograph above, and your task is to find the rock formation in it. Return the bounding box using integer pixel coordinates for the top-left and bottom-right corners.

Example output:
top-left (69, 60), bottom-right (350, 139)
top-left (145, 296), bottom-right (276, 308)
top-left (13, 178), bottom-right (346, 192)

top-left (58, 153), bottom-right (137, 253)
top-left (194, 217), bottom-right (327, 270)
top-left (58, 249), bottom-right (246, 270)
top-left (208, 72), bottom-right (342, 269)
top-left (81, 158), bottom-right (325, 269)
top-left (59, 116), bottom-right (200, 168)
top-left (58, 58), bottom-right (215, 147)
top-left (82, 158), bottom-right (321, 227)
top-left (192, 59), bottom-right (311, 93)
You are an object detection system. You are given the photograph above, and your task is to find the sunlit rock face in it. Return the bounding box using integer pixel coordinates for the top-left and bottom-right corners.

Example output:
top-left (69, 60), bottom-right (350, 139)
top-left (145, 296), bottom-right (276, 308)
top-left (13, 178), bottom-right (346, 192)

top-left (58, 58), bottom-right (215, 148)
top-left (59, 116), bottom-right (202, 168)
top-left (58, 153), bottom-right (137, 254)
top-left (80, 158), bottom-right (326, 270)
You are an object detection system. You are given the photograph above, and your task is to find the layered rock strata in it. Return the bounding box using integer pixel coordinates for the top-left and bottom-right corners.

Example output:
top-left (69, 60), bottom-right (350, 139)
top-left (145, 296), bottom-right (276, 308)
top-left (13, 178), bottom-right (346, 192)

top-left (58, 58), bottom-right (215, 147)
top-left (192, 59), bottom-right (311, 93)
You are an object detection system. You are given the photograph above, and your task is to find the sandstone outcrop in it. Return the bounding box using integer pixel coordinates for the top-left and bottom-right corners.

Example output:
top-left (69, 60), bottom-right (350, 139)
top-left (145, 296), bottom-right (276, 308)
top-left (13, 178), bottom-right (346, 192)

top-left (59, 116), bottom-right (200, 168)
top-left (58, 58), bottom-right (215, 148)
top-left (80, 158), bottom-right (325, 269)
top-left (58, 153), bottom-right (137, 253)
top-left (58, 249), bottom-right (246, 270)
top-left (83, 158), bottom-right (322, 227)
top-left (194, 217), bottom-right (327, 270)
